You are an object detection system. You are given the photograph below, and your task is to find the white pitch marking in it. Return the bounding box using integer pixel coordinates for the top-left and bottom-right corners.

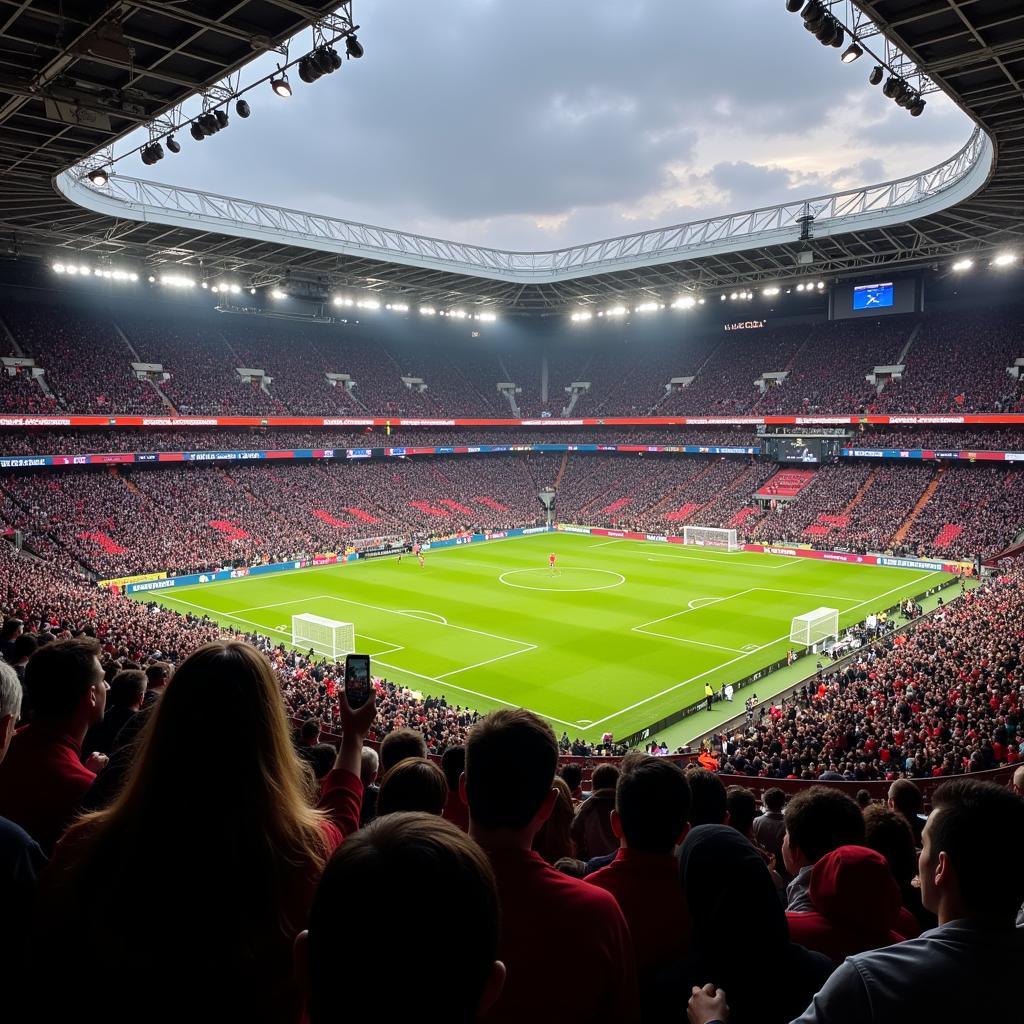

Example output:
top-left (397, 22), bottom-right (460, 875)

top-left (436, 644), bottom-right (538, 679)
top-left (498, 567), bottom-right (626, 593)
top-left (687, 597), bottom-right (724, 609)
top-left (586, 570), bottom-right (943, 730)
top-left (398, 609), bottom-right (449, 624)
top-left (588, 539), bottom-right (628, 549)
top-left (631, 627), bottom-right (749, 654)
top-left (633, 590), bottom-right (758, 632)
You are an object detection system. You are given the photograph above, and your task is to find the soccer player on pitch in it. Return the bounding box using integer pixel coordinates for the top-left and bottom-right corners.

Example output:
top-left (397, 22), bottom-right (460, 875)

top-left (548, 552), bottom-right (558, 575)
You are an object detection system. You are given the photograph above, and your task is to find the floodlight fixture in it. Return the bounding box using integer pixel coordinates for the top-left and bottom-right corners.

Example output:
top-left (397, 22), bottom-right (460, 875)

top-left (478, 312), bottom-right (497, 322)
top-left (762, 286), bottom-right (781, 296)
top-left (869, 65), bottom-right (884, 86)
top-left (166, 135), bottom-right (181, 154)
top-left (952, 258), bottom-right (974, 272)
top-left (993, 252), bottom-right (1017, 267)
top-left (606, 306), bottom-right (627, 317)
top-left (270, 288), bottom-right (286, 299)
top-left (86, 167), bottom-right (110, 186)
top-left (52, 262), bottom-right (65, 273)
top-left (346, 34), bottom-right (364, 59)
top-left (236, 99), bottom-right (251, 118)
top-left (190, 122), bottom-right (205, 141)
top-left (419, 306), bottom-right (437, 316)
top-left (841, 43), bottom-right (863, 63)
top-left (214, 109), bottom-right (229, 130)
top-left (270, 72), bottom-right (292, 98)
top-left (909, 96), bottom-right (926, 116)
top-left (571, 310), bottom-right (592, 322)
top-left (786, 0), bottom-right (804, 11)
top-left (635, 302), bottom-right (659, 313)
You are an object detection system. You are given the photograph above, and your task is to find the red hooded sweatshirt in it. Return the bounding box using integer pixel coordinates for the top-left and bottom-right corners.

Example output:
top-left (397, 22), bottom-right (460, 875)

top-left (786, 845), bottom-right (907, 964)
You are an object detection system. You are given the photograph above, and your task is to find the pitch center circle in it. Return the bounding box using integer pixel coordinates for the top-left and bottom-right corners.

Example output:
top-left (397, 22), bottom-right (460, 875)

top-left (498, 567), bottom-right (626, 592)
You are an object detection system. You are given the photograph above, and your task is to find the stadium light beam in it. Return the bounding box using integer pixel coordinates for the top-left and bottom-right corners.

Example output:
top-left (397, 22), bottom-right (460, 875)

top-left (993, 252), bottom-right (1017, 267)
top-left (841, 43), bottom-right (863, 63)
top-left (419, 306), bottom-right (436, 316)
top-left (952, 258), bottom-right (974, 272)
top-left (762, 286), bottom-right (781, 296)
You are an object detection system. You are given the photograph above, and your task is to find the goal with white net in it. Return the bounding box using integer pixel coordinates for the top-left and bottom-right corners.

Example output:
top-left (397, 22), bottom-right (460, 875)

top-left (789, 607), bottom-right (839, 649)
top-left (682, 526), bottom-right (740, 551)
top-left (291, 614), bottom-right (355, 660)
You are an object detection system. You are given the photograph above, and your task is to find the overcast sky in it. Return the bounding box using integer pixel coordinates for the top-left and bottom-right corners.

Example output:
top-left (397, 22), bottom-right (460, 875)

top-left (122, 0), bottom-right (972, 250)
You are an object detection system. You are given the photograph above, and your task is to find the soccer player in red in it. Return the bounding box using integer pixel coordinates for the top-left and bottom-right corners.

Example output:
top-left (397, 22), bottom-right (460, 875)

top-left (548, 552), bottom-right (557, 575)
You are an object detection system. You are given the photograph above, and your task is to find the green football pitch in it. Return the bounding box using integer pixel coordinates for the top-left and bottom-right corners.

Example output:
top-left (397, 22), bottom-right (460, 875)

top-left (139, 533), bottom-right (953, 741)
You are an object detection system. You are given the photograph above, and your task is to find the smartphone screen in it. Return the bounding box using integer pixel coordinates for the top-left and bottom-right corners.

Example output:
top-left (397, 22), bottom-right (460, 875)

top-left (344, 654), bottom-right (371, 709)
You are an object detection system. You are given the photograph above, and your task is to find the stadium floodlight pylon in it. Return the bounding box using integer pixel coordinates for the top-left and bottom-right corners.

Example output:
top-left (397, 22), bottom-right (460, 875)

top-left (682, 526), bottom-right (740, 551)
top-left (291, 613), bottom-right (355, 659)
top-left (790, 607), bottom-right (839, 649)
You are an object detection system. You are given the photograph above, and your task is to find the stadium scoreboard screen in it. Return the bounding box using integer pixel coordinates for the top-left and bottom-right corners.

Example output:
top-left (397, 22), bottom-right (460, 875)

top-left (831, 275), bottom-right (920, 320)
top-left (764, 436), bottom-right (841, 464)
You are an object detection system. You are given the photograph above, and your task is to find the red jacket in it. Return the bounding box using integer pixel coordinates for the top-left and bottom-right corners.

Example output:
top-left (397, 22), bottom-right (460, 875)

top-left (481, 845), bottom-right (638, 1024)
top-left (587, 847), bottom-right (691, 979)
top-left (786, 845), bottom-right (907, 964)
top-left (0, 722), bottom-right (95, 853)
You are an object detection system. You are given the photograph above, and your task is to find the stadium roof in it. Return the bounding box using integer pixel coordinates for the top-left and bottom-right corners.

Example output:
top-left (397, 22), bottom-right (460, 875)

top-left (1, 1), bottom-right (1023, 315)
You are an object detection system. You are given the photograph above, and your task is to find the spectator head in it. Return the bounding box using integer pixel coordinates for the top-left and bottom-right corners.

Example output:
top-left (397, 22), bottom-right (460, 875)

top-left (686, 767), bottom-right (728, 826)
top-left (762, 787), bottom-right (786, 813)
top-left (0, 617), bottom-right (23, 643)
top-left (532, 776), bottom-right (574, 865)
top-left (783, 787), bottom-right (865, 875)
top-left (888, 779), bottom-right (924, 823)
top-left (301, 813), bottom-right (505, 1024)
top-left (11, 632), bottom-right (38, 665)
top-left (440, 744), bottom-right (466, 791)
top-left (1012, 764), bottom-right (1024, 798)
top-left (559, 763), bottom-right (582, 795)
top-left (307, 743), bottom-right (338, 782)
top-left (856, 789), bottom-right (872, 809)
top-left (359, 746), bottom-right (379, 787)
top-left (862, 804), bottom-right (918, 890)
top-left (108, 669), bottom-right (147, 710)
top-left (24, 636), bottom-right (107, 727)
top-left (725, 786), bottom-right (758, 838)
top-left (591, 763), bottom-right (619, 793)
top-left (378, 757), bottom-right (448, 816)
top-left (921, 779), bottom-right (1024, 926)
top-left (612, 753), bottom-right (690, 854)
top-left (145, 661), bottom-right (171, 691)
top-left (299, 718), bottom-right (320, 745)
top-left (380, 727), bottom-right (428, 772)
top-left (464, 709), bottom-right (558, 836)
top-left (0, 660), bottom-right (22, 762)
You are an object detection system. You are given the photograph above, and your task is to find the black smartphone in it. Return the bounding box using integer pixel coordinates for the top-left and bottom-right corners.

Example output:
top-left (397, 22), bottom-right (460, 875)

top-left (344, 654), bottom-right (371, 709)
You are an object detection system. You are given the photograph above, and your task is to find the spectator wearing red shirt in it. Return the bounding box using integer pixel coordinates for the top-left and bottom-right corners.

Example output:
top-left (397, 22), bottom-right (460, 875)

top-left (463, 709), bottom-right (638, 1024)
top-left (587, 754), bottom-right (692, 989)
top-left (300, 812), bottom-right (506, 1024)
top-left (0, 636), bottom-right (109, 853)
top-left (26, 640), bottom-right (370, 1024)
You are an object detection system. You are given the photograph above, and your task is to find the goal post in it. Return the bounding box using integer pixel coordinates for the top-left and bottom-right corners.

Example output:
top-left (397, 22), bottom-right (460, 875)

top-left (682, 526), bottom-right (740, 551)
top-left (790, 607), bottom-right (839, 649)
top-left (291, 613), bottom-right (355, 660)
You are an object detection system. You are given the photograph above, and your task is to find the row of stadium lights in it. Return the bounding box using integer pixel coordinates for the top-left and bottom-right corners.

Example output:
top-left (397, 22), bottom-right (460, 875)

top-left (50, 263), bottom-right (498, 319)
top-left (571, 282), bottom-right (826, 321)
top-left (786, 1), bottom-right (927, 117)
top-left (84, 34), bottom-right (364, 184)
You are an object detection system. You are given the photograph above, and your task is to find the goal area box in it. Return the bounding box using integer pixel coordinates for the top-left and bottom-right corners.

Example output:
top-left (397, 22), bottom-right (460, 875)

top-left (291, 613), bottom-right (355, 659)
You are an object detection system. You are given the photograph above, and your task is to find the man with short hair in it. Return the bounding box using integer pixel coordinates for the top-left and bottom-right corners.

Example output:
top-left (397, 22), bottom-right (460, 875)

top-left (570, 762), bottom-right (619, 860)
top-left (0, 660), bottom-right (46, 970)
top-left (359, 746), bottom-right (380, 826)
top-left (783, 787), bottom-right (865, 912)
top-left (379, 726), bottom-right (427, 772)
top-left (587, 754), bottom-right (691, 984)
top-left (83, 668), bottom-right (146, 756)
top-left (887, 778), bottom-right (924, 844)
top-left (463, 709), bottom-right (637, 1023)
top-left (0, 637), bottom-right (109, 853)
top-left (9, 632), bottom-right (37, 683)
top-left (753, 787), bottom-right (787, 877)
top-left (298, 813), bottom-right (506, 1024)
top-left (142, 661), bottom-right (171, 706)
top-left (686, 767), bottom-right (728, 826)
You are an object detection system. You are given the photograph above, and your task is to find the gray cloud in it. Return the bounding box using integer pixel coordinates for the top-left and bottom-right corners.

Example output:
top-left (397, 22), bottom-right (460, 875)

top-left (123, 0), bottom-right (973, 249)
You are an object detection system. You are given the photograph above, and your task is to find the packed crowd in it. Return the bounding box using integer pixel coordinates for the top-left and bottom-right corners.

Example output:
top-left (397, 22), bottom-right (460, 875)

top-left (717, 569), bottom-right (1023, 781)
top-left (0, 615), bottom-right (1020, 1024)
top-left (4, 294), bottom-right (1023, 420)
